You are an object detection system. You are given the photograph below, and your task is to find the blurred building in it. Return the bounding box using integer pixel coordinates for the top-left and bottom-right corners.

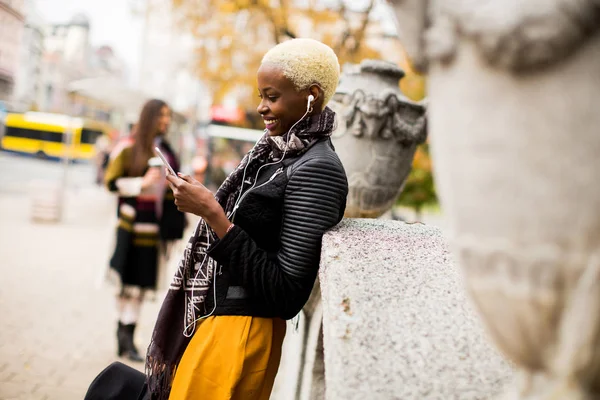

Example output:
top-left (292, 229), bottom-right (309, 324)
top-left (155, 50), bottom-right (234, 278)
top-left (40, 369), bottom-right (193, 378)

top-left (39, 13), bottom-right (92, 112)
top-left (139, 0), bottom-right (209, 124)
top-left (138, 0), bottom-right (209, 166)
top-left (36, 13), bottom-right (133, 129)
top-left (0, 0), bottom-right (25, 105)
top-left (66, 45), bottom-right (129, 123)
top-left (91, 45), bottom-right (126, 79)
top-left (45, 13), bottom-right (90, 70)
top-left (12, 0), bottom-right (43, 112)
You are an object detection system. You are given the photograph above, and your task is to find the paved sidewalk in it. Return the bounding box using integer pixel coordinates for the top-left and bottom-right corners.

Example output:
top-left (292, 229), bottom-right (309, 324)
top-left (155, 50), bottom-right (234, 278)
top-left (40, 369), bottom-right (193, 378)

top-left (0, 186), bottom-right (164, 400)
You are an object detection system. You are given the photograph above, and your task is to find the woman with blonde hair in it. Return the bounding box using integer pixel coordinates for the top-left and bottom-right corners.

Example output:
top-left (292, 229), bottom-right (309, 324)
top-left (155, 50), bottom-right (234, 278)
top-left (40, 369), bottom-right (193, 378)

top-left (85, 38), bottom-right (347, 400)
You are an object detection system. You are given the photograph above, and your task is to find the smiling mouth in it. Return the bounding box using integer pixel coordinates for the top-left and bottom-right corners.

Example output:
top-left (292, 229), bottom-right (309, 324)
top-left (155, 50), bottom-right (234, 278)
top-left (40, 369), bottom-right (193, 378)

top-left (263, 118), bottom-right (279, 129)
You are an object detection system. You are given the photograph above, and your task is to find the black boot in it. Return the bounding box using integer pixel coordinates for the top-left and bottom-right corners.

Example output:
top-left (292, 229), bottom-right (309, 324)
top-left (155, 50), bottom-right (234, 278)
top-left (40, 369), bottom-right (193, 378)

top-left (117, 322), bottom-right (144, 362)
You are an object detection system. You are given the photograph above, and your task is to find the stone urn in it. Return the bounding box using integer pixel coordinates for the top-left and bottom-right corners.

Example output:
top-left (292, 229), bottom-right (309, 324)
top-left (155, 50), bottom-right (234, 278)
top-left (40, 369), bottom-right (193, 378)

top-left (328, 59), bottom-right (427, 218)
top-left (387, 1), bottom-right (600, 398)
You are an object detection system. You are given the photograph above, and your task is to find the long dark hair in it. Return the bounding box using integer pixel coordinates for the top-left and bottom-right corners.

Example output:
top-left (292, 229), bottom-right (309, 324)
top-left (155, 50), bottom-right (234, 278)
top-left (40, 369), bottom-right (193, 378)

top-left (129, 99), bottom-right (169, 176)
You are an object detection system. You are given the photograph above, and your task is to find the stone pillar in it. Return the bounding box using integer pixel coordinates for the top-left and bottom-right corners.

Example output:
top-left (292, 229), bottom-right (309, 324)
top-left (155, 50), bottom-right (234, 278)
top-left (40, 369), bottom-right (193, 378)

top-left (297, 286), bottom-right (326, 400)
top-left (386, 1), bottom-right (600, 398)
top-left (271, 283), bottom-right (327, 400)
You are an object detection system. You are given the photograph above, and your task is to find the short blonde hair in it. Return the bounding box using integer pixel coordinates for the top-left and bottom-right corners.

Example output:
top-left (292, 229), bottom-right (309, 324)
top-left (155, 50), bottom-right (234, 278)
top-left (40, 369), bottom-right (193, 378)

top-left (261, 38), bottom-right (340, 109)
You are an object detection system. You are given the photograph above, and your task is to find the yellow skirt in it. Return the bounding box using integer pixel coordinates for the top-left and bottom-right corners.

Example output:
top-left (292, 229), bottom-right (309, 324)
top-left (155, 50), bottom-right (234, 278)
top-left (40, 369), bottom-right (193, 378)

top-left (168, 315), bottom-right (287, 400)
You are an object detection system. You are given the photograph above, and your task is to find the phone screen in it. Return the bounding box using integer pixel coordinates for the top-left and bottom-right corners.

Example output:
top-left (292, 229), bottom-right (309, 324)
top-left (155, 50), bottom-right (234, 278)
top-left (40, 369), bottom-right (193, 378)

top-left (154, 146), bottom-right (177, 176)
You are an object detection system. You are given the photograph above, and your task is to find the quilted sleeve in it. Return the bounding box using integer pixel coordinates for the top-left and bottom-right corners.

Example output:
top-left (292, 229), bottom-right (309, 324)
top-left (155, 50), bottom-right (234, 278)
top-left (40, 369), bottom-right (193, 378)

top-left (207, 155), bottom-right (348, 319)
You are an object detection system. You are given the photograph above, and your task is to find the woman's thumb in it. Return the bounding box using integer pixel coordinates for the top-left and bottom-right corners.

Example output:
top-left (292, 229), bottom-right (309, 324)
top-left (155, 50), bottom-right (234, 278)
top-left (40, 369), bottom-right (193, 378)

top-left (177, 172), bottom-right (193, 183)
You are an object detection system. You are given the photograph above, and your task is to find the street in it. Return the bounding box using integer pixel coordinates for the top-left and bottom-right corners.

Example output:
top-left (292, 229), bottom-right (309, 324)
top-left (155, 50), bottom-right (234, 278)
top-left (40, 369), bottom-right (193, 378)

top-left (0, 153), bottom-right (98, 195)
top-left (0, 152), bottom-right (163, 399)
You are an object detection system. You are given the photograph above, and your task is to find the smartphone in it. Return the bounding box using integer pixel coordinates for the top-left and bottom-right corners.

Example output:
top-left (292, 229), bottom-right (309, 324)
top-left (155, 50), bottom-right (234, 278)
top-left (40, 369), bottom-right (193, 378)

top-left (154, 146), bottom-right (177, 176)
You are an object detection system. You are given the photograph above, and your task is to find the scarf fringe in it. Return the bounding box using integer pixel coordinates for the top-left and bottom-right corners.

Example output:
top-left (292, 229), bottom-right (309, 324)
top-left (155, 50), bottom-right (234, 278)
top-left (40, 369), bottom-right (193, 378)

top-left (145, 340), bottom-right (179, 400)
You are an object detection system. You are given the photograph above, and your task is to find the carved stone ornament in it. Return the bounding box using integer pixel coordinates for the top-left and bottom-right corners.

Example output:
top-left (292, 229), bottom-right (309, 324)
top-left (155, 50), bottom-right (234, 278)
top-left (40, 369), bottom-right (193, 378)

top-left (386, 0), bottom-right (600, 398)
top-left (329, 60), bottom-right (427, 218)
top-left (386, 0), bottom-right (600, 72)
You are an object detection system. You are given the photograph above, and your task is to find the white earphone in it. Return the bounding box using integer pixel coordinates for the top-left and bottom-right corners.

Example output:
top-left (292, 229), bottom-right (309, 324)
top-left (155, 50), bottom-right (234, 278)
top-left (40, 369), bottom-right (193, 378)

top-left (307, 95), bottom-right (314, 111)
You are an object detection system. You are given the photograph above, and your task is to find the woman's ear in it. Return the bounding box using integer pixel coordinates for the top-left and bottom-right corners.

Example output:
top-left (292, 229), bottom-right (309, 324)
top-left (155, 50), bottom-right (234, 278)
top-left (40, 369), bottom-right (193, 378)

top-left (308, 85), bottom-right (324, 111)
top-left (308, 85), bottom-right (321, 102)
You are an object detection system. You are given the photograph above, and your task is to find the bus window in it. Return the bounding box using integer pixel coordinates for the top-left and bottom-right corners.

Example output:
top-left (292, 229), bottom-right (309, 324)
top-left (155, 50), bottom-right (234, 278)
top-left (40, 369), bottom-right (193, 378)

top-left (81, 129), bottom-right (103, 145)
top-left (42, 131), bottom-right (63, 142)
top-left (5, 127), bottom-right (62, 142)
top-left (5, 127), bottom-right (37, 139)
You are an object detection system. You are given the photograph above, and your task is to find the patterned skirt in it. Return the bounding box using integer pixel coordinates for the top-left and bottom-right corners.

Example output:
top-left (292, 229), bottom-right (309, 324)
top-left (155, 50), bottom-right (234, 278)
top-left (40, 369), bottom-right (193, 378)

top-left (110, 196), bottom-right (159, 289)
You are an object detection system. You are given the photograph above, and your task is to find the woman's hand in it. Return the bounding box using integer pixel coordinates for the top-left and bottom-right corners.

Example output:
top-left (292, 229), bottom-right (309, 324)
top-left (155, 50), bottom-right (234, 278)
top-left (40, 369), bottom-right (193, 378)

top-left (166, 172), bottom-right (232, 238)
top-left (166, 172), bottom-right (216, 216)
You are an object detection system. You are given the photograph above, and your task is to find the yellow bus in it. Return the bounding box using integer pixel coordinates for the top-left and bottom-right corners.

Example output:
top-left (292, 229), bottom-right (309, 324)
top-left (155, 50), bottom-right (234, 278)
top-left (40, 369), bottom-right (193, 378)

top-left (0, 112), bottom-right (110, 160)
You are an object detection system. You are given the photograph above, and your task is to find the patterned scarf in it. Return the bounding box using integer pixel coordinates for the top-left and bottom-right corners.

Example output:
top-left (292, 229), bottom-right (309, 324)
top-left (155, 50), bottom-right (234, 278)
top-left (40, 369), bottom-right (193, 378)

top-left (146, 107), bottom-right (336, 399)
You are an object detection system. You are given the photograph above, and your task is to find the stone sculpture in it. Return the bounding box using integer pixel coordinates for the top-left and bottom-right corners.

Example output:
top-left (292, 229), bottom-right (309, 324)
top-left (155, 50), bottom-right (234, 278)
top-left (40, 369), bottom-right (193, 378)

top-left (386, 1), bottom-right (600, 398)
top-left (328, 59), bottom-right (427, 218)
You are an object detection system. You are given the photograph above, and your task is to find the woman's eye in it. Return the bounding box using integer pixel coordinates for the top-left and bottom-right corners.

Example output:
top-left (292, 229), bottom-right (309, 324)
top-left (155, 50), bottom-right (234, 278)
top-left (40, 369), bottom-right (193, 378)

top-left (258, 93), bottom-right (277, 101)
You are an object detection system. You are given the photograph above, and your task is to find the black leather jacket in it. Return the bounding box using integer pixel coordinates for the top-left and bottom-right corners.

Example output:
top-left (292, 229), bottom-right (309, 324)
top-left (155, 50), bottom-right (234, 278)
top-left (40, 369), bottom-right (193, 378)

top-left (206, 138), bottom-right (348, 319)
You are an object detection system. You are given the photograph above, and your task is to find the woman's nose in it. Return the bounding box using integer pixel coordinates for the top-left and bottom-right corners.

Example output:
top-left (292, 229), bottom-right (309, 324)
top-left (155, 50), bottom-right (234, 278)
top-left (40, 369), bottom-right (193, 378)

top-left (257, 100), bottom-right (268, 115)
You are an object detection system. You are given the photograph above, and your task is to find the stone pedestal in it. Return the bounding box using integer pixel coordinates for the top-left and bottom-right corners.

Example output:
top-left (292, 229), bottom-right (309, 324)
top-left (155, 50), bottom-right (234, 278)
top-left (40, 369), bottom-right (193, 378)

top-left (319, 219), bottom-right (512, 399)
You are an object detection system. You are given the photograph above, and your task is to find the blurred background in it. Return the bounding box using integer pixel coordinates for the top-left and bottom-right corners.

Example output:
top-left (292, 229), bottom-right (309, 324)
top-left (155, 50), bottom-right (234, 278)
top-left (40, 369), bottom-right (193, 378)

top-left (0, 1), bottom-right (437, 399)
top-left (0, 0), bottom-right (435, 214)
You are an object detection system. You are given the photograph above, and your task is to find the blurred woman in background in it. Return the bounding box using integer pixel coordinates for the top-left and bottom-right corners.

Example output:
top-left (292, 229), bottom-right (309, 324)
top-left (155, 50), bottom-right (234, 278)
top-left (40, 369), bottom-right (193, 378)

top-left (103, 99), bottom-right (186, 362)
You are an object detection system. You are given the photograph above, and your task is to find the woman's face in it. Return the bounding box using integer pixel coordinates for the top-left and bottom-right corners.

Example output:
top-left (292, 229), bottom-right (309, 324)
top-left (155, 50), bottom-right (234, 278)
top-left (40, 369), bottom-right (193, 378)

top-left (256, 64), bottom-right (308, 136)
top-left (156, 105), bottom-right (171, 135)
